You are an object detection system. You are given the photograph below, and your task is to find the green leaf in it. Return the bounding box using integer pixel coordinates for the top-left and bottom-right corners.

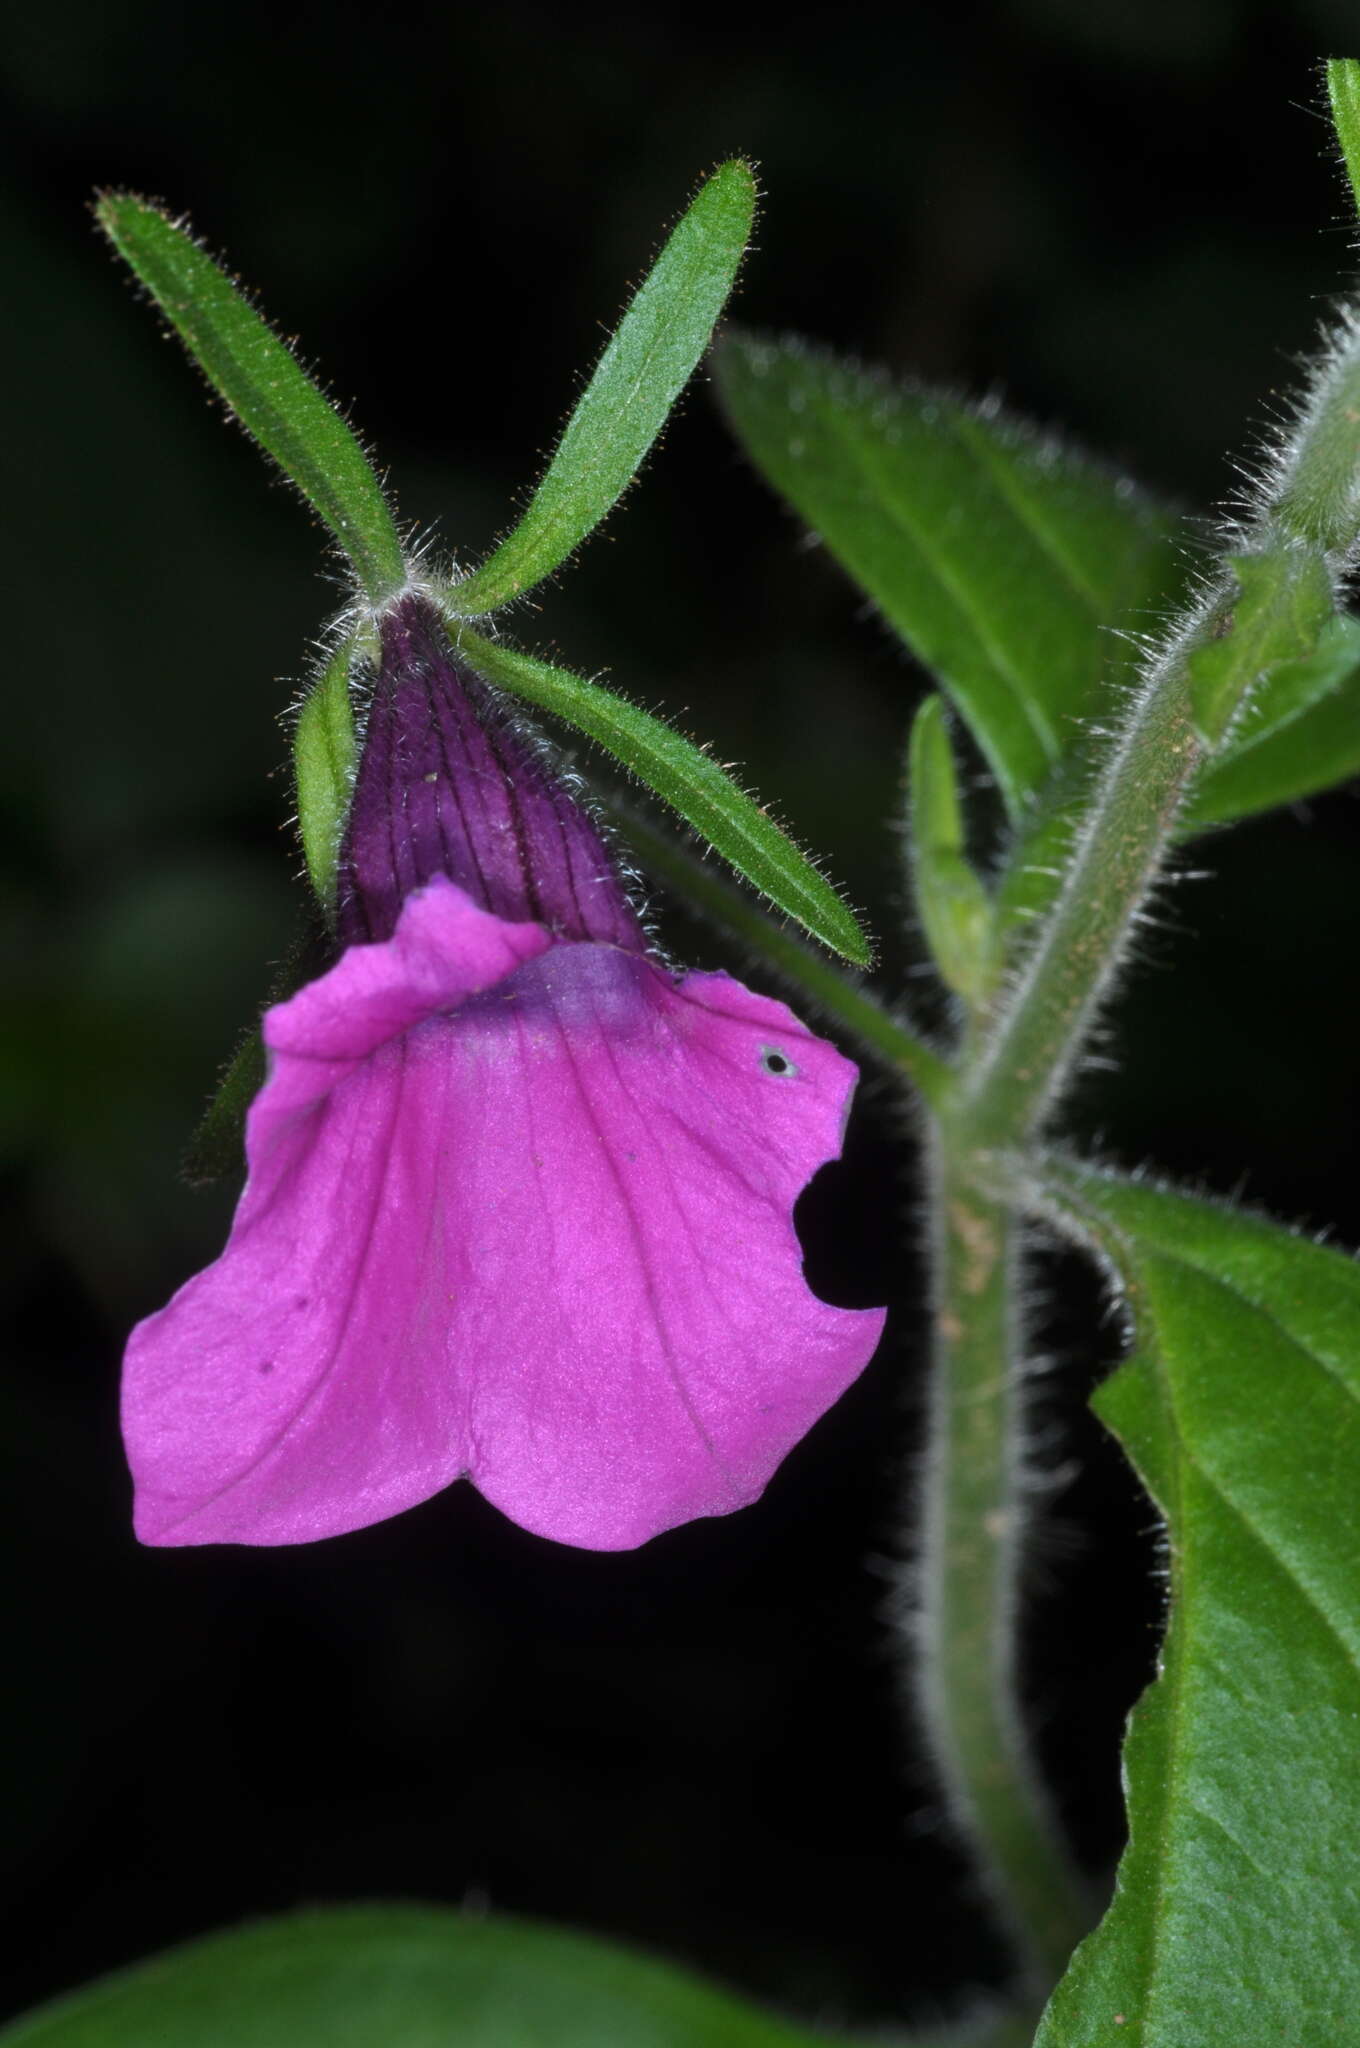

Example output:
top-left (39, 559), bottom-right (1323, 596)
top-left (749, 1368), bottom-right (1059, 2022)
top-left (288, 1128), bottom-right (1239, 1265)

top-left (1032, 1165), bottom-right (1360, 2047)
top-left (456, 624), bottom-right (871, 964)
top-left (450, 161), bottom-right (757, 615)
top-left (1001, 609), bottom-right (1360, 935)
top-left (907, 696), bottom-right (997, 1004)
top-left (95, 194), bottom-right (407, 602)
top-left (1185, 547), bottom-right (1334, 749)
top-left (1185, 611), bottom-right (1360, 827)
top-left (713, 333), bottom-right (1182, 819)
top-left (1328, 59), bottom-right (1360, 221)
top-left (1264, 313), bottom-right (1360, 560)
top-left (1002, 584), bottom-right (1356, 940)
top-left (0, 1906), bottom-right (826, 2048)
top-left (294, 636), bottom-right (360, 913)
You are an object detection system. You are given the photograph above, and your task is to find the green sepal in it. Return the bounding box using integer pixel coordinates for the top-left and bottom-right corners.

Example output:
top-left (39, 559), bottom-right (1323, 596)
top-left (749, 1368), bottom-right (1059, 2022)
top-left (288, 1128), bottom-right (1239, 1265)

top-left (1032, 1163), bottom-right (1360, 2046)
top-left (294, 635), bottom-right (362, 916)
top-left (447, 161), bottom-right (757, 616)
top-left (1186, 547), bottom-right (1334, 749)
top-left (907, 696), bottom-right (996, 1004)
top-left (181, 1026), bottom-right (266, 1186)
top-left (454, 624), bottom-right (872, 964)
top-left (714, 332), bottom-right (1182, 820)
top-left (1327, 58), bottom-right (1360, 220)
top-left (95, 193), bottom-right (407, 602)
top-left (181, 933), bottom-right (319, 1184)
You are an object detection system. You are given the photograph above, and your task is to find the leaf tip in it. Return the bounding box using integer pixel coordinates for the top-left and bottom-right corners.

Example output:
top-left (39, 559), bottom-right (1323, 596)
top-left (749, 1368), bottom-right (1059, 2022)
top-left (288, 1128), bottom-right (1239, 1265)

top-left (824, 899), bottom-right (874, 970)
top-left (707, 154), bottom-right (760, 214)
top-left (1326, 57), bottom-right (1360, 212)
top-left (92, 185), bottom-right (168, 239)
top-left (91, 185), bottom-right (140, 252)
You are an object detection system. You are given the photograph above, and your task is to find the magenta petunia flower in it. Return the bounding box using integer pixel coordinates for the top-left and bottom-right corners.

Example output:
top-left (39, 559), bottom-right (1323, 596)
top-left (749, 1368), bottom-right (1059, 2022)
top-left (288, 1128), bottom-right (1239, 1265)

top-left (122, 596), bottom-right (885, 1550)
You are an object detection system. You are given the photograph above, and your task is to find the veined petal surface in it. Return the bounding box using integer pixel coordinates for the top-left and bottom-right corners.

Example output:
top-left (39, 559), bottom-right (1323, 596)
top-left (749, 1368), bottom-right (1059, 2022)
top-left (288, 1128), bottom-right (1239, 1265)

top-left (124, 879), bottom-right (884, 1549)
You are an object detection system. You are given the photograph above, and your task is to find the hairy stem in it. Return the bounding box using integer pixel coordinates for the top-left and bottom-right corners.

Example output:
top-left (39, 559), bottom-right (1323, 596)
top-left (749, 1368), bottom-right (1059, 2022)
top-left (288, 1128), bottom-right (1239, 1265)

top-left (915, 1150), bottom-right (1092, 1992)
top-left (958, 611), bottom-right (1208, 1148)
top-left (910, 607), bottom-right (1220, 1992)
top-left (962, 299), bottom-right (1360, 1147)
top-left (632, 355), bottom-right (1355, 1997)
top-left (843, 242), bottom-right (1360, 2026)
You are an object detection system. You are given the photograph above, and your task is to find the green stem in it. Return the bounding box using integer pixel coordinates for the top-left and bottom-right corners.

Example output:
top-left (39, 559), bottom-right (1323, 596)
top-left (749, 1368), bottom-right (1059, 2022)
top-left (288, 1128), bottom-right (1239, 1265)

top-left (959, 605), bottom-right (1210, 1147)
top-left (608, 316), bottom-right (1360, 2005)
top-left (916, 1150), bottom-right (1092, 1992)
top-left (912, 602), bottom-right (1222, 1991)
top-left (914, 317), bottom-right (1360, 1996)
top-left (961, 299), bottom-right (1360, 1150)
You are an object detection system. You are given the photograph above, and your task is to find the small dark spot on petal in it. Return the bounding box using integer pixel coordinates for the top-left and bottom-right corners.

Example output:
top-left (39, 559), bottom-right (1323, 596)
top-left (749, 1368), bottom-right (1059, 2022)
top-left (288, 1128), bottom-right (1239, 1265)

top-left (258, 1360), bottom-right (275, 1376)
top-left (761, 1044), bottom-right (798, 1078)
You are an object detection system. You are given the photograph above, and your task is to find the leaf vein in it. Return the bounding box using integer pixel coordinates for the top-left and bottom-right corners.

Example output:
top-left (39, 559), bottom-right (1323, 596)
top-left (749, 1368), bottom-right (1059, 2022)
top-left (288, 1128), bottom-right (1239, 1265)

top-left (1180, 1450), bottom-right (1360, 1676)
top-left (805, 391), bottom-right (1059, 763)
top-left (942, 408), bottom-right (1106, 614)
top-left (1156, 1245), bottom-right (1360, 1410)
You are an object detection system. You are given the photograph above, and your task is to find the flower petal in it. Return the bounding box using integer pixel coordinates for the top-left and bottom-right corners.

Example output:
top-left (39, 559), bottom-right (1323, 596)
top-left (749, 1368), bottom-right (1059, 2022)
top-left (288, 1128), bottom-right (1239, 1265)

top-left (123, 878), bottom-right (885, 1549)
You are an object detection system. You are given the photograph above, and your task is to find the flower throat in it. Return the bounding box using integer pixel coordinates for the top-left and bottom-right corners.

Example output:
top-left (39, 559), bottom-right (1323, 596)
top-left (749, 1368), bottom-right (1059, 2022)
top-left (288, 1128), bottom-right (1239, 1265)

top-left (336, 594), bottom-right (643, 952)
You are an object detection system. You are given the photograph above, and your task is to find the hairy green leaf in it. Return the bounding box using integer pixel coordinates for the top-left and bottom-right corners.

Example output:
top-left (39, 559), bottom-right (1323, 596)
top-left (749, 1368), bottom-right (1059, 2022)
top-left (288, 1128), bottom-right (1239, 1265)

top-left (1033, 1166), bottom-right (1360, 2047)
top-left (1328, 57), bottom-right (1360, 218)
top-left (457, 625), bottom-right (871, 963)
top-left (450, 162), bottom-right (756, 615)
top-left (95, 194), bottom-right (406, 601)
top-left (0, 1906), bottom-right (826, 2047)
top-left (907, 696), bottom-right (996, 1004)
top-left (1185, 612), bottom-right (1360, 827)
top-left (1185, 548), bottom-right (1334, 748)
top-left (294, 636), bottom-right (359, 913)
top-left (1000, 592), bottom-right (1360, 943)
top-left (1264, 311), bottom-right (1360, 560)
top-left (714, 333), bottom-right (1181, 818)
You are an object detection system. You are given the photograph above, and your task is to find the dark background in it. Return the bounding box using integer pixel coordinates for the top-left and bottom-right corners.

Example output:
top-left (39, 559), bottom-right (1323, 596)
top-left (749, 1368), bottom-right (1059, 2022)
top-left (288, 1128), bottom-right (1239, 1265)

top-left (5, 0), bottom-right (1360, 2033)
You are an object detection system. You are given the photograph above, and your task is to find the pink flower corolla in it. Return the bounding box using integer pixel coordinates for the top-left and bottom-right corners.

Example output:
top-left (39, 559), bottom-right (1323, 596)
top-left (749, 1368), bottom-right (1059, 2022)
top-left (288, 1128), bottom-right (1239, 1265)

top-left (122, 596), bottom-right (885, 1550)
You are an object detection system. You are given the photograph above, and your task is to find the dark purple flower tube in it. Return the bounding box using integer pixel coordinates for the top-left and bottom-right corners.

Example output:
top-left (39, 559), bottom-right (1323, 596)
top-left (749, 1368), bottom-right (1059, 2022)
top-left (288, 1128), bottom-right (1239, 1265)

top-left (337, 594), bottom-right (643, 952)
top-left (121, 591), bottom-right (885, 1551)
